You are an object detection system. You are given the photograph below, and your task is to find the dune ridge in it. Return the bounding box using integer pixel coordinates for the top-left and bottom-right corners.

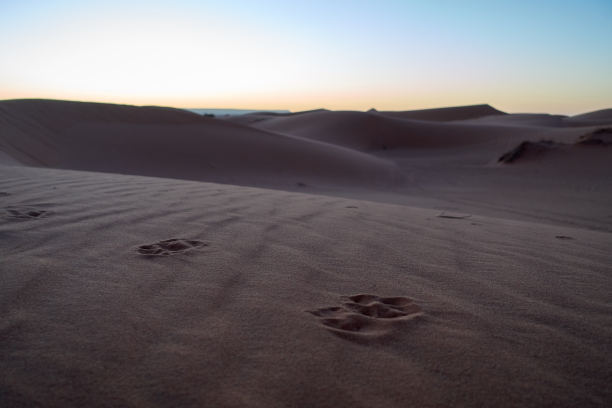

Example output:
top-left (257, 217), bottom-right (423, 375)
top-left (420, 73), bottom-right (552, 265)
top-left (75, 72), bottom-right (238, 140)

top-left (377, 103), bottom-right (505, 121)
top-left (566, 108), bottom-right (612, 125)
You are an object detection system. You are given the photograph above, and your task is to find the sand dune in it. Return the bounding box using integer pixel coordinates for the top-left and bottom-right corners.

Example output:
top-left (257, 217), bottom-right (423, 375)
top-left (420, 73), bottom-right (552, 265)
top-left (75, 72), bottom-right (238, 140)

top-left (469, 110), bottom-right (612, 128)
top-left (1, 99), bottom-right (612, 407)
top-left (247, 109), bottom-right (541, 152)
top-left (225, 108), bottom-right (328, 126)
top-left (566, 108), bottom-right (612, 126)
top-left (226, 104), bottom-right (502, 127)
top-left (1, 99), bottom-right (610, 228)
top-left (497, 140), bottom-right (563, 163)
top-left (0, 99), bottom-right (207, 166)
top-left (0, 100), bottom-right (400, 188)
top-left (577, 127), bottom-right (612, 145)
top-left (460, 113), bottom-right (570, 127)
top-left (377, 103), bottom-right (505, 121)
top-left (498, 128), bottom-right (612, 163)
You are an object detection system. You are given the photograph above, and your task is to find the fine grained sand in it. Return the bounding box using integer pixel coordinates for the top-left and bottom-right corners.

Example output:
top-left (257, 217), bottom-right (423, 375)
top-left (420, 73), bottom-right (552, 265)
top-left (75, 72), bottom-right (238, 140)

top-left (1, 100), bottom-right (612, 407)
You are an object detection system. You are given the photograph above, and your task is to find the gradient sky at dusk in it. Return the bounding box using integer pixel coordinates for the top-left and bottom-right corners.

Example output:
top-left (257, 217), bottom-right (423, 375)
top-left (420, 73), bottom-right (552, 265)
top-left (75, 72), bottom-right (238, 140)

top-left (1, 0), bottom-right (611, 114)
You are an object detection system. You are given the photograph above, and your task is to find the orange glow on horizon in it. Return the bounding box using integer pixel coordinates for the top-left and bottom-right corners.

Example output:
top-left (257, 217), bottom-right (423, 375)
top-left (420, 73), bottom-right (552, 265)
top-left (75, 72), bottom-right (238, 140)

top-left (1, 2), bottom-right (610, 116)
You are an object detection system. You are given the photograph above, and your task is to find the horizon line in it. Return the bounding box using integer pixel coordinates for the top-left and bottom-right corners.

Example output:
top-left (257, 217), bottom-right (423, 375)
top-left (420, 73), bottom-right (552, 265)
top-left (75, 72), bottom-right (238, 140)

top-left (3, 97), bottom-right (611, 117)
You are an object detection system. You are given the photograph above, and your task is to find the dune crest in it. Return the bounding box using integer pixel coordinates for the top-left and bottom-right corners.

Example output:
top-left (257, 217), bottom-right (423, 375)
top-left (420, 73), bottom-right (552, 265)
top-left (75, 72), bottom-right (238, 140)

top-left (378, 103), bottom-right (505, 121)
top-left (567, 108), bottom-right (612, 125)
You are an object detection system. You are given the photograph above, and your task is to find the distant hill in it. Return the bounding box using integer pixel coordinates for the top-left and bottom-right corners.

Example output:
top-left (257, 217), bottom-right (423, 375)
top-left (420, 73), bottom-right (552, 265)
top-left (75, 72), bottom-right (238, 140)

top-left (378, 104), bottom-right (505, 121)
top-left (188, 108), bottom-right (290, 116)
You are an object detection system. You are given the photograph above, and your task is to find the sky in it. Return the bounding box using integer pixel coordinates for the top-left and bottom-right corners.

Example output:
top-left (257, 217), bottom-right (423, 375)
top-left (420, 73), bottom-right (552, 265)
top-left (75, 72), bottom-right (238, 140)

top-left (1, 0), bottom-right (611, 114)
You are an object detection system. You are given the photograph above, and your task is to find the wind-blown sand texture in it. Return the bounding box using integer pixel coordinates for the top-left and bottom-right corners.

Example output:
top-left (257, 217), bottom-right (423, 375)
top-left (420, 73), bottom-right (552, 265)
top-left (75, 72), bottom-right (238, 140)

top-left (1, 99), bottom-right (612, 407)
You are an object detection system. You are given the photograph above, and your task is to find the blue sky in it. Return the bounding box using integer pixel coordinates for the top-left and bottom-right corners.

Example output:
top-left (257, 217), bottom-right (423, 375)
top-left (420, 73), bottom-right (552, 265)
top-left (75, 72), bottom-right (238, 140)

top-left (1, 0), bottom-right (611, 113)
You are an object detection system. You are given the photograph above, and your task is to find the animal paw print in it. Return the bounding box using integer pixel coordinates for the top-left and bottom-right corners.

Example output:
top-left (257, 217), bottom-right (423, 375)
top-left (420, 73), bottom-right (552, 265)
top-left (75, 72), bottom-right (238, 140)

top-left (137, 238), bottom-right (207, 256)
top-left (4, 206), bottom-right (51, 219)
top-left (309, 294), bottom-right (421, 340)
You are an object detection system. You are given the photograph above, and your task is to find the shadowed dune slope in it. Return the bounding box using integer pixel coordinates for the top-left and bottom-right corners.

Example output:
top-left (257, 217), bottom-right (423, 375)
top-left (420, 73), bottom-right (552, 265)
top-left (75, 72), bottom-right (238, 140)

top-left (0, 99), bottom-right (400, 187)
top-left (497, 140), bottom-right (563, 163)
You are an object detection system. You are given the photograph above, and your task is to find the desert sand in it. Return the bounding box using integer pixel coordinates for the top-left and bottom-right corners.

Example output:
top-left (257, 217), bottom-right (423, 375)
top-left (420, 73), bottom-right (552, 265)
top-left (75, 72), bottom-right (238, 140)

top-left (1, 99), bottom-right (611, 407)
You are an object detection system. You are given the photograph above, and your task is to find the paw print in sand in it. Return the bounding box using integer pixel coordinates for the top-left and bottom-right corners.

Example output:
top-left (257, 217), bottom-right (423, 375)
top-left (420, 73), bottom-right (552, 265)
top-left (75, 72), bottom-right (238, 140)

top-left (5, 206), bottom-right (51, 219)
top-left (137, 238), bottom-right (207, 256)
top-left (309, 294), bottom-right (422, 341)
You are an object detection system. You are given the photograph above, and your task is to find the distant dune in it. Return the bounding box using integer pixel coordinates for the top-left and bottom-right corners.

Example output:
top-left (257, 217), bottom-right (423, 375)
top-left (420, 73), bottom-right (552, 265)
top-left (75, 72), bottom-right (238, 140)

top-left (565, 108), bottom-right (612, 126)
top-left (224, 109), bottom-right (328, 126)
top-left (188, 108), bottom-right (291, 116)
top-left (460, 113), bottom-right (570, 127)
top-left (238, 109), bottom-right (534, 151)
top-left (377, 103), bottom-right (505, 121)
top-left (569, 108), bottom-right (612, 121)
